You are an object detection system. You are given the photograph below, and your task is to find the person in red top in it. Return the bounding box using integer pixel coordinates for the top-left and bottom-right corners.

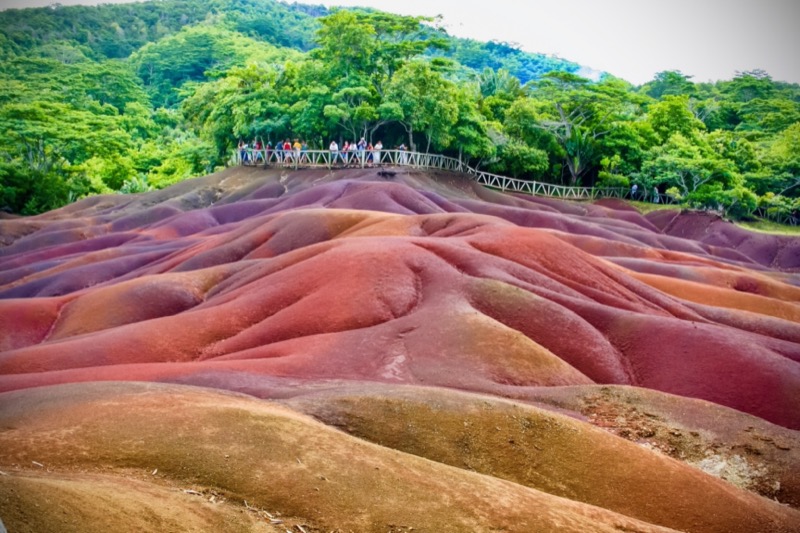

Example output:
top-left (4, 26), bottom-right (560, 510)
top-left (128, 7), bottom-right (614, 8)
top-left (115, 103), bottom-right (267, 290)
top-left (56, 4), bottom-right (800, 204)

top-left (253, 139), bottom-right (263, 163)
top-left (283, 140), bottom-right (292, 165)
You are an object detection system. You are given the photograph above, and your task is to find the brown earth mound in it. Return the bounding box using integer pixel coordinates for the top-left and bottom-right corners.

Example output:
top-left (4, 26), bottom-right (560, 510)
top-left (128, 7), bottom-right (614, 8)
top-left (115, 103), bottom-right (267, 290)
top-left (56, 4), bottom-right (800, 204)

top-left (1, 382), bottom-right (689, 533)
top-left (1, 167), bottom-right (799, 532)
top-left (286, 384), bottom-right (799, 533)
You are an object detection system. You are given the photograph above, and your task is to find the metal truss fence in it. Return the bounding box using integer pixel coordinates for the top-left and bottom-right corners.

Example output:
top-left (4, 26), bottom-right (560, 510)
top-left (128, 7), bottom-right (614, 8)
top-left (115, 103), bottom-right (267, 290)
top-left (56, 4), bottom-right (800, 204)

top-left (233, 147), bottom-right (675, 203)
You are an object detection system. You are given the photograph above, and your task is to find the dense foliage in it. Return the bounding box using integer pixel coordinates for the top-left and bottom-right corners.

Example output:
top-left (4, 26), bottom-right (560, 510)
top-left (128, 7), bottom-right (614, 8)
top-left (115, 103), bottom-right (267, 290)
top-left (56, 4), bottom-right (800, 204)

top-left (1, 0), bottom-right (798, 223)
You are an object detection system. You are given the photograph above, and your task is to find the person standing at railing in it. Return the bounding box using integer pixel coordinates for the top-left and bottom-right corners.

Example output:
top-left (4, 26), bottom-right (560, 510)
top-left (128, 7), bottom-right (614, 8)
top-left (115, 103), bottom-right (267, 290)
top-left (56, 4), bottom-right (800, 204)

top-left (653, 186), bottom-right (660, 204)
top-left (283, 139), bottom-right (292, 165)
top-left (238, 139), bottom-right (248, 165)
top-left (398, 143), bottom-right (408, 165)
top-left (293, 138), bottom-right (302, 165)
top-left (357, 137), bottom-right (367, 167)
top-left (253, 138), bottom-right (264, 164)
top-left (366, 141), bottom-right (374, 167)
top-left (374, 140), bottom-right (383, 166)
top-left (630, 183), bottom-right (638, 200)
top-left (301, 140), bottom-right (309, 163)
top-left (348, 141), bottom-right (359, 166)
top-left (329, 140), bottom-right (338, 166)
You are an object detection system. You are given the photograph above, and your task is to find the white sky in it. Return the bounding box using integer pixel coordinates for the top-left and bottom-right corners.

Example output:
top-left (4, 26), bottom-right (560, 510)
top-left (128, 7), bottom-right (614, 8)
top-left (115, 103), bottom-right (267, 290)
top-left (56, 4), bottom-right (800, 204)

top-left (318, 0), bottom-right (800, 85)
top-left (1, 0), bottom-right (798, 85)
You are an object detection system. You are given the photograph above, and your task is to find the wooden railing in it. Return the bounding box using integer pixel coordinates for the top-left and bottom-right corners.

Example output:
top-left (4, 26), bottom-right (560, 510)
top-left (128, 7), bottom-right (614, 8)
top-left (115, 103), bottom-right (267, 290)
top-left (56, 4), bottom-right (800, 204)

top-left (233, 147), bottom-right (674, 203)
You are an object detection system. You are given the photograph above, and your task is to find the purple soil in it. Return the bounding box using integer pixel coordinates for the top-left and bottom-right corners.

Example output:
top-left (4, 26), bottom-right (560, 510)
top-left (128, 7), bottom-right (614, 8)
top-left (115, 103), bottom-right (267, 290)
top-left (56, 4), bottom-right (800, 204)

top-left (1, 167), bottom-right (799, 531)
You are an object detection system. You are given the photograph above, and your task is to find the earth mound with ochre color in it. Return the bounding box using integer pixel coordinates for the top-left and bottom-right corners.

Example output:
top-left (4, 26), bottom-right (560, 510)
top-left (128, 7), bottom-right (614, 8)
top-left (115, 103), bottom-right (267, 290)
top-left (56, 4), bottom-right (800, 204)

top-left (1, 166), bottom-right (799, 532)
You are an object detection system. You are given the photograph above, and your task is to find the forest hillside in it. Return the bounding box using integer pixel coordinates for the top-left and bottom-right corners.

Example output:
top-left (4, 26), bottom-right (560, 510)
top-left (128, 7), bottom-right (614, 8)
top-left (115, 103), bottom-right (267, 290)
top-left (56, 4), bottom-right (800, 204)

top-left (0, 0), bottom-right (798, 225)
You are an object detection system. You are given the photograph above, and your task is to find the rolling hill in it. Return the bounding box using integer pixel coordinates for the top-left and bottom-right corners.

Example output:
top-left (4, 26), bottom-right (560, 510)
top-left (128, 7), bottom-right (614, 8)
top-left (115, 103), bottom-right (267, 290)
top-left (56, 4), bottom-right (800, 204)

top-left (1, 166), bottom-right (799, 532)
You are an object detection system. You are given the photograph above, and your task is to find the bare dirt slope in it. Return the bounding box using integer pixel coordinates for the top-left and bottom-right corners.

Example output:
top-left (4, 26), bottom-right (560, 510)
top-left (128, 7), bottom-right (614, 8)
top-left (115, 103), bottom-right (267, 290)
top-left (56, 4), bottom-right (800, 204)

top-left (1, 166), bottom-right (799, 532)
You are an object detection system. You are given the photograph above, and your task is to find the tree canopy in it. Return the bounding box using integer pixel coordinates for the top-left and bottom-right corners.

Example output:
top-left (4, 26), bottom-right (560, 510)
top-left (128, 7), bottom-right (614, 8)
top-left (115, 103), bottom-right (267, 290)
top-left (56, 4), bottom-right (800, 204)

top-left (1, 0), bottom-right (799, 223)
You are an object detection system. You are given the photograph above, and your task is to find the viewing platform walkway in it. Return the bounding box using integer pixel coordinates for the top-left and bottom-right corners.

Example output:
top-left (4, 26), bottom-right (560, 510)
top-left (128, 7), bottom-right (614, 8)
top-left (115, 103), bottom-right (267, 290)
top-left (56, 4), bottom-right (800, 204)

top-left (234, 147), bottom-right (673, 203)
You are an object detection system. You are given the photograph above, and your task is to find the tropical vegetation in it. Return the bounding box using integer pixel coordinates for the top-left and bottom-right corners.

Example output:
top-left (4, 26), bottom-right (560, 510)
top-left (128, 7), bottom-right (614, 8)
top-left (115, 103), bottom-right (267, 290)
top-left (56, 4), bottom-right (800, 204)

top-left (0, 0), bottom-right (798, 224)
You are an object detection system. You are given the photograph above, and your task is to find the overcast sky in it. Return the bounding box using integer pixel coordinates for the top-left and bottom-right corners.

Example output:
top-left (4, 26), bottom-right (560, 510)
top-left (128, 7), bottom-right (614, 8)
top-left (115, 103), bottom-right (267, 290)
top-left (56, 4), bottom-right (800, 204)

top-left (317, 0), bottom-right (800, 85)
top-left (2, 0), bottom-right (798, 85)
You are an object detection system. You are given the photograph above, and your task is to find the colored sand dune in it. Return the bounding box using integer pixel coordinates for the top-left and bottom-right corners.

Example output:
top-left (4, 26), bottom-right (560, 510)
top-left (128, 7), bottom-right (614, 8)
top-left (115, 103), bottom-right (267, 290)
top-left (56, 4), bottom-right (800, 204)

top-left (1, 167), bottom-right (799, 532)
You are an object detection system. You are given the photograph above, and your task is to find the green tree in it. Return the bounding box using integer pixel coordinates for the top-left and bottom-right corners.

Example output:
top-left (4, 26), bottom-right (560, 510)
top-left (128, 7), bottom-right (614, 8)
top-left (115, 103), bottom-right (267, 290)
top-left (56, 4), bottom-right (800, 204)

top-left (490, 138), bottom-right (548, 179)
top-left (310, 9), bottom-right (449, 143)
top-left (181, 64), bottom-right (287, 162)
top-left (72, 59), bottom-right (150, 112)
top-left (688, 183), bottom-right (758, 219)
top-left (736, 97), bottom-right (800, 134)
top-left (478, 67), bottom-right (523, 99)
top-left (641, 70), bottom-right (695, 99)
top-left (639, 132), bottom-right (740, 196)
top-left (595, 120), bottom-right (657, 178)
top-left (723, 70), bottom-right (775, 103)
top-left (323, 86), bottom-right (381, 142)
top-left (313, 10), bottom-right (375, 80)
top-left (477, 67), bottom-right (525, 123)
top-left (647, 95), bottom-right (706, 143)
top-left (753, 122), bottom-right (800, 197)
top-left (0, 101), bottom-right (131, 212)
top-left (436, 37), bottom-right (581, 85)
top-left (384, 61), bottom-right (459, 152)
top-left (451, 85), bottom-right (495, 161)
top-left (132, 25), bottom-right (297, 108)
top-left (527, 73), bottom-right (638, 185)
top-left (313, 10), bottom-right (446, 92)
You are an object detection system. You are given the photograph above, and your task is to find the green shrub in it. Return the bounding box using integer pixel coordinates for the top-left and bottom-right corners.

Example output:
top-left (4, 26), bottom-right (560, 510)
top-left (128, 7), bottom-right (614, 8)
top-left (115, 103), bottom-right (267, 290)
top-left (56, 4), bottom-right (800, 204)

top-left (119, 174), bottom-right (153, 194)
top-left (687, 183), bottom-right (757, 219)
top-left (596, 170), bottom-right (629, 188)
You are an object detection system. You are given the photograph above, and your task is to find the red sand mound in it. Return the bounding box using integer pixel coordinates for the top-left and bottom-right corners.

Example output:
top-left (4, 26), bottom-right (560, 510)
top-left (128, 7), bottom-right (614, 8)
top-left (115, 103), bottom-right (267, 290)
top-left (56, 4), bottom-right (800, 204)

top-left (1, 167), bottom-right (799, 531)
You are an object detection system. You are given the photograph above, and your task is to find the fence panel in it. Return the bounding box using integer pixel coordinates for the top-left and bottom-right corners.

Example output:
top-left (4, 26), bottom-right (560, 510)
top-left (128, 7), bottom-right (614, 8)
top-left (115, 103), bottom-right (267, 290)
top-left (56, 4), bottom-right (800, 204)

top-left (233, 147), bottom-right (687, 205)
top-left (232, 147), bottom-right (800, 221)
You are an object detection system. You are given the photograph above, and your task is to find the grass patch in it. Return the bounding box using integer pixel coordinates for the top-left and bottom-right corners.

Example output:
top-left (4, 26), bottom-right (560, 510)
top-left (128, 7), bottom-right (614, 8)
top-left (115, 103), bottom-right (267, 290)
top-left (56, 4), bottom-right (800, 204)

top-left (737, 219), bottom-right (800, 236)
top-left (628, 200), bottom-right (682, 214)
